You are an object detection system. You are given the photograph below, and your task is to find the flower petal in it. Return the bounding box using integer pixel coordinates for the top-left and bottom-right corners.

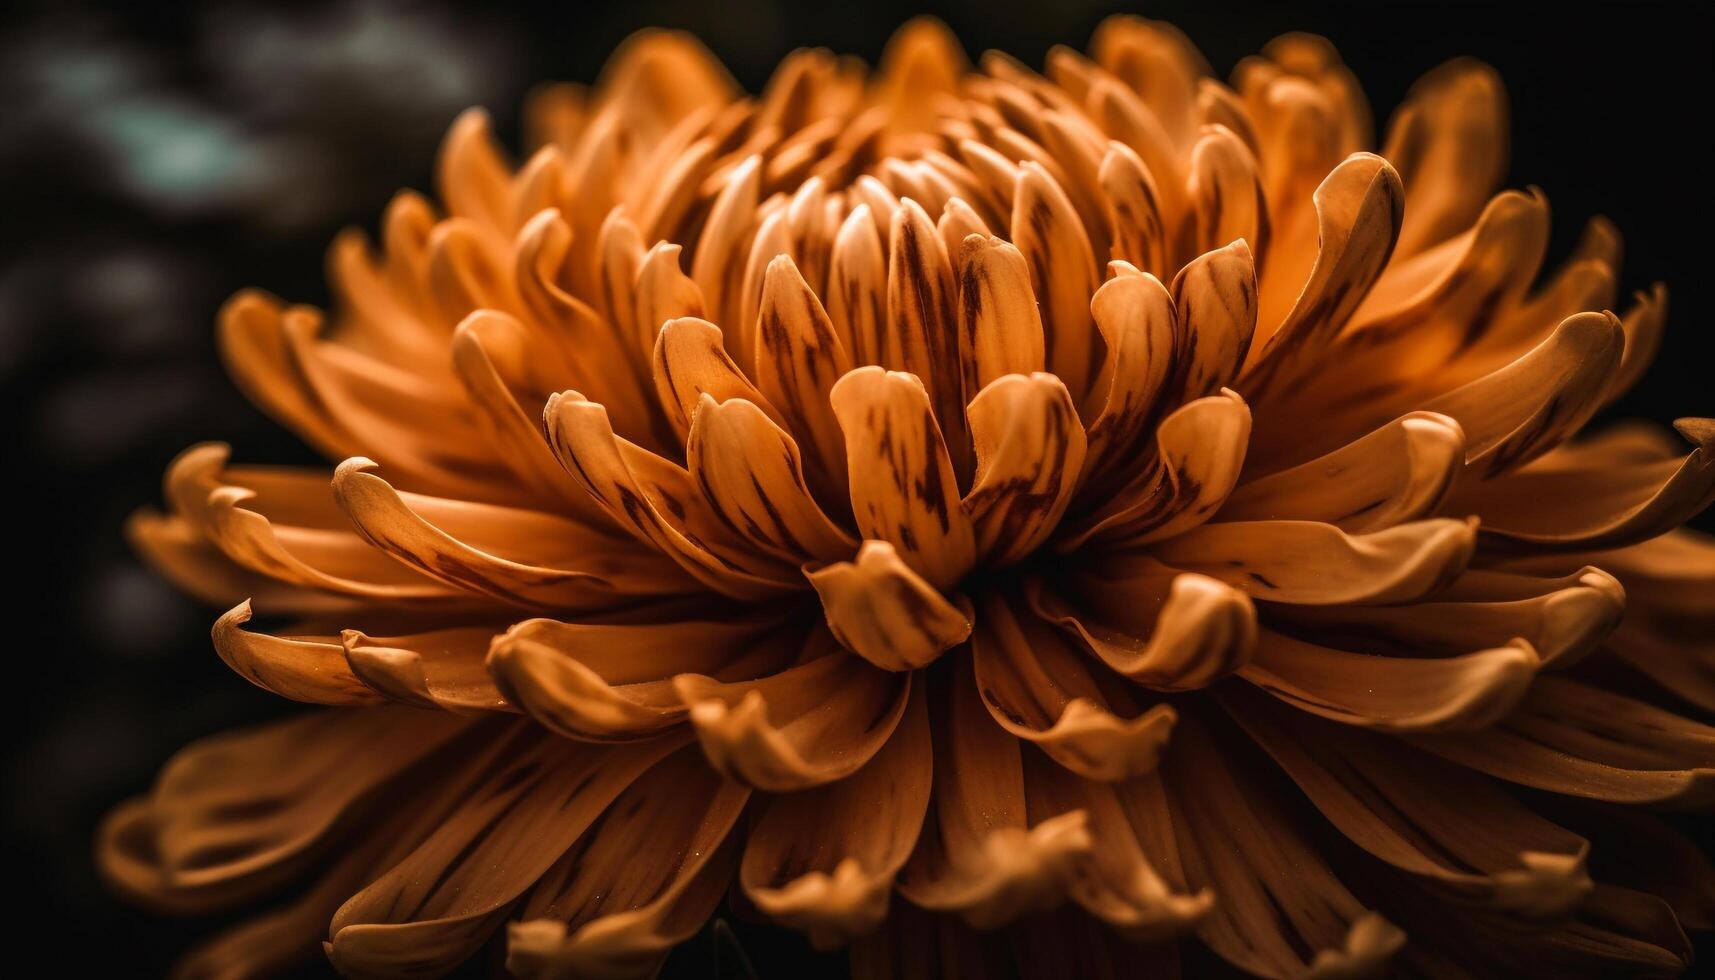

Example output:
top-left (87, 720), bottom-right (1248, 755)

top-left (1097, 140), bottom-right (1168, 276)
top-left (1241, 153), bottom-right (1404, 403)
top-left (651, 315), bottom-right (782, 442)
top-left (1382, 59), bottom-right (1508, 258)
top-left (507, 746), bottom-right (749, 980)
top-left (740, 681), bottom-right (932, 948)
top-left (1074, 389), bottom-right (1250, 548)
top-left (98, 707), bottom-right (469, 914)
top-left (753, 253), bottom-right (856, 498)
top-left (332, 458), bottom-right (681, 610)
top-left (1022, 749), bottom-right (1213, 938)
top-left (488, 612), bottom-right (800, 741)
top-left (1450, 418), bottom-right (1715, 552)
top-left (1408, 677), bottom-right (1715, 807)
top-left (827, 204), bottom-right (889, 368)
top-left (1223, 685), bottom-right (1592, 918)
top-left (1419, 310), bottom-right (1623, 477)
top-left (1080, 263), bottom-right (1175, 490)
top-left (675, 641), bottom-right (910, 791)
top-left (897, 658), bottom-right (1090, 927)
top-left (1270, 566), bottom-right (1624, 669)
top-left (1186, 124), bottom-right (1269, 264)
top-left (326, 728), bottom-right (680, 976)
top-left (1168, 240), bottom-right (1256, 405)
top-left (211, 601), bottom-right (385, 706)
top-left (340, 626), bottom-right (510, 714)
top-left (1150, 517), bottom-right (1476, 605)
top-left (1222, 411), bottom-right (1464, 530)
top-left (686, 395), bottom-right (855, 562)
top-left (972, 595), bottom-right (1177, 781)
top-left (806, 540), bottom-right (971, 672)
top-left (544, 390), bottom-right (800, 598)
top-left (954, 235), bottom-right (1048, 401)
top-left (830, 366), bottom-right (977, 589)
top-left (1013, 161), bottom-right (1101, 400)
top-left (1242, 628), bottom-right (1539, 732)
top-left (963, 373), bottom-right (1087, 565)
top-left (1029, 572), bottom-right (1255, 692)
top-left (1162, 712), bottom-right (1405, 979)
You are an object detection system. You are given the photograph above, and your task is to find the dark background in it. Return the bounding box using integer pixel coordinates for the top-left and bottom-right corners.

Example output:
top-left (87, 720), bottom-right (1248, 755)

top-left (3, 1), bottom-right (1711, 976)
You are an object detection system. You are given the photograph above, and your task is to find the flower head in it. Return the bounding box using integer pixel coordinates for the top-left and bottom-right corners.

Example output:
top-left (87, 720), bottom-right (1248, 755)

top-left (102, 17), bottom-right (1715, 979)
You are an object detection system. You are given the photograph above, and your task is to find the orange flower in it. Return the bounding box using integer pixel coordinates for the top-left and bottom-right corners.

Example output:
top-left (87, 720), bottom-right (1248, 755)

top-left (102, 17), bottom-right (1715, 979)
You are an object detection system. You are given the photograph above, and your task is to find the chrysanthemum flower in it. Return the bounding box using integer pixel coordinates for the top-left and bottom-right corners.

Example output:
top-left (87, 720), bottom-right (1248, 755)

top-left (100, 16), bottom-right (1715, 979)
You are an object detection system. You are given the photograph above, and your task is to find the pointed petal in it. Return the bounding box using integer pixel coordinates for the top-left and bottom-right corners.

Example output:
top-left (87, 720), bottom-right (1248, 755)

top-left (340, 626), bottom-right (509, 714)
top-left (687, 395), bottom-right (855, 562)
top-left (675, 645), bottom-right (910, 791)
top-left (972, 595), bottom-right (1177, 781)
top-left (507, 746), bottom-right (749, 980)
top-left (1420, 311), bottom-right (1623, 477)
top-left (326, 729), bottom-right (679, 976)
top-left (806, 540), bottom-right (971, 671)
top-left (1168, 241), bottom-right (1257, 404)
top-left (1081, 265), bottom-right (1175, 488)
top-left (211, 601), bottom-right (385, 706)
top-left (651, 315), bottom-right (782, 443)
top-left (754, 254), bottom-right (856, 496)
top-left (1451, 418), bottom-right (1715, 551)
top-left (955, 235), bottom-right (1047, 401)
top-left (1223, 411), bottom-right (1464, 530)
top-left (1078, 389), bottom-right (1251, 548)
top-left (1223, 685), bottom-right (1591, 918)
top-left (897, 658), bottom-right (1089, 927)
top-left (544, 391), bottom-right (799, 598)
top-left (488, 613), bottom-right (799, 742)
top-left (1151, 517), bottom-right (1476, 605)
top-left (98, 708), bottom-right (469, 913)
top-left (332, 458), bottom-right (676, 609)
top-left (1242, 628), bottom-right (1538, 732)
top-left (740, 682), bottom-right (933, 947)
top-left (830, 367), bottom-right (977, 589)
top-left (963, 373), bottom-right (1087, 565)
top-left (1242, 153), bottom-right (1404, 402)
top-left (1014, 161), bottom-right (1101, 399)
top-left (1029, 573), bottom-right (1255, 692)
top-left (1408, 677), bottom-right (1715, 807)
top-left (1273, 566), bottom-right (1624, 669)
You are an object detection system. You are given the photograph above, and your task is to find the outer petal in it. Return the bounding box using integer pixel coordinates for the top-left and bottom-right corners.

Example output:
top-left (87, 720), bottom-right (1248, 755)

top-left (488, 612), bottom-right (799, 741)
top-left (740, 681), bottom-right (933, 948)
top-left (326, 728), bottom-right (680, 976)
top-left (1221, 411), bottom-right (1464, 531)
top-left (1223, 685), bottom-right (1591, 918)
top-left (1449, 418), bottom-right (1715, 552)
top-left (1029, 573), bottom-right (1255, 692)
top-left (1022, 749), bottom-right (1213, 938)
top-left (1241, 628), bottom-right (1539, 733)
top-left (97, 708), bottom-right (469, 914)
top-left (1270, 566), bottom-right (1624, 669)
top-left (1162, 712), bottom-right (1405, 979)
top-left (675, 640), bottom-right (910, 791)
top-left (806, 541), bottom-right (971, 671)
top-left (506, 746), bottom-right (750, 980)
top-left (897, 659), bottom-right (1090, 927)
top-left (972, 595), bottom-right (1177, 781)
top-left (1149, 517), bottom-right (1476, 605)
top-left (1407, 676), bottom-right (1715, 807)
